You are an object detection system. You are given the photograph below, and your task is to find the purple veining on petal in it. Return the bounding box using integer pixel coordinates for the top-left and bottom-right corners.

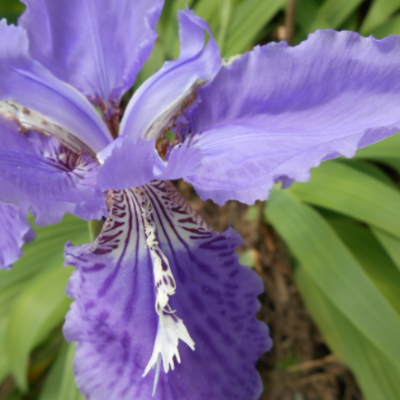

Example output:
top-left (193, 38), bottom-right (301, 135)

top-left (0, 111), bottom-right (106, 225)
top-left (0, 201), bottom-right (34, 269)
top-left (172, 30), bottom-right (400, 205)
top-left (64, 180), bottom-right (270, 400)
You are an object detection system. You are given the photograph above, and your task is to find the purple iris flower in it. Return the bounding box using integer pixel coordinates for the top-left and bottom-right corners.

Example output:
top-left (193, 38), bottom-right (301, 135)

top-left (1, 0), bottom-right (400, 399)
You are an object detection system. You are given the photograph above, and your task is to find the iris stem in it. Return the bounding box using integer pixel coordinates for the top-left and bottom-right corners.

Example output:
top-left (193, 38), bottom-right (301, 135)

top-left (88, 219), bottom-right (104, 241)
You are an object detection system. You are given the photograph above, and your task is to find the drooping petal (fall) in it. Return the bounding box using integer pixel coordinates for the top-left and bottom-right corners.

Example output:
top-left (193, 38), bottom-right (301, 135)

top-left (0, 201), bottom-right (34, 269)
top-left (177, 30), bottom-right (400, 205)
top-left (119, 9), bottom-right (221, 142)
top-left (0, 109), bottom-right (106, 225)
top-left (0, 20), bottom-right (111, 153)
top-left (64, 180), bottom-right (270, 400)
top-left (19, 0), bottom-right (163, 120)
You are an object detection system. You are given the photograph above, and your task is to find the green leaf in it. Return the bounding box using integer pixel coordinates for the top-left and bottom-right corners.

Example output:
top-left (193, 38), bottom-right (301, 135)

top-left (336, 159), bottom-right (396, 187)
top-left (266, 188), bottom-right (400, 369)
top-left (369, 14), bottom-right (400, 38)
top-left (6, 266), bottom-right (74, 390)
top-left (361, 0), bottom-right (400, 35)
top-left (326, 216), bottom-right (400, 314)
top-left (0, 316), bottom-right (10, 381)
top-left (133, 41), bottom-right (165, 89)
top-left (309, 0), bottom-right (364, 31)
top-left (354, 132), bottom-right (400, 159)
top-left (216, 0), bottom-right (234, 51)
top-left (288, 160), bottom-right (400, 239)
top-left (296, 267), bottom-right (400, 400)
top-left (372, 228), bottom-right (400, 274)
top-left (193, 0), bottom-right (220, 37)
top-left (296, 0), bottom-right (319, 33)
top-left (0, 0), bottom-right (25, 24)
top-left (0, 215), bottom-right (88, 292)
top-left (224, 0), bottom-right (288, 57)
top-left (160, 0), bottom-right (194, 59)
top-left (4, 215), bottom-right (89, 391)
top-left (39, 342), bottom-right (85, 400)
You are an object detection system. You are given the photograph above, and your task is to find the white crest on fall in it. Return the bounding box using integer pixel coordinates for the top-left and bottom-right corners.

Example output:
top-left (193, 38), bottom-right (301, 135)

top-left (133, 187), bottom-right (195, 394)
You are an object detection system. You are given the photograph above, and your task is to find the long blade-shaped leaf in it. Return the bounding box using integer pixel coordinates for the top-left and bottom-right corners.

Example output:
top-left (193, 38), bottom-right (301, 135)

top-left (296, 267), bottom-right (400, 400)
top-left (372, 228), bottom-right (400, 274)
top-left (4, 215), bottom-right (89, 390)
top-left (361, 0), bottom-right (400, 35)
top-left (326, 216), bottom-right (400, 314)
top-left (266, 188), bottom-right (400, 369)
top-left (355, 132), bottom-right (400, 159)
top-left (288, 161), bottom-right (400, 239)
top-left (309, 0), bottom-right (364, 31)
top-left (39, 342), bottom-right (85, 400)
top-left (224, 0), bottom-right (287, 57)
top-left (6, 265), bottom-right (74, 390)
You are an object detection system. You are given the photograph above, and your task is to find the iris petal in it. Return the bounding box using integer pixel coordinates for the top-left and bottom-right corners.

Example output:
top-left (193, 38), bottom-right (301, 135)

top-left (19, 0), bottom-right (163, 120)
top-left (0, 201), bottom-right (34, 269)
top-left (178, 30), bottom-right (400, 204)
top-left (99, 9), bottom-right (220, 190)
top-left (0, 110), bottom-right (106, 225)
top-left (119, 9), bottom-right (221, 141)
top-left (64, 180), bottom-right (270, 400)
top-left (0, 21), bottom-right (111, 152)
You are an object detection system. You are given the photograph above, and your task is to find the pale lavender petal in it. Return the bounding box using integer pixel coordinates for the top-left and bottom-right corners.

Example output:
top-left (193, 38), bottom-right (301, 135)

top-left (96, 136), bottom-right (156, 190)
top-left (119, 9), bottom-right (221, 141)
top-left (0, 21), bottom-right (111, 153)
top-left (0, 202), bottom-right (34, 269)
top-left (19, 0), bottom-right (163, 119)
top-left (179, 30), bottom-right (400, 205)
top-left (64, 181), bottom-right (270, 400)
top-left (0, 113), bottom-right (106, 225)
top-left (97, 136), bottom-right (203, 190)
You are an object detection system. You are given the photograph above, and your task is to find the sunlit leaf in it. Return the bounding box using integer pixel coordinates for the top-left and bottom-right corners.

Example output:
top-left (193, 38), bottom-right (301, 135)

top-left (224, 0), bottom-right (287, 57)
top-left (266, 188), bottom-right (400, 369)
top-left (326, 215), bottom-right (400, 314)
top-left (308, 0), bottom-right (364, 31)
top-left (361, 0), bottom-right (400, 35)
top-left (372, 228), bottom-right (400, 274)
top-left (4, 215), bottom-right (89, 390)
top-left (354, 132), bottom-right (400, 159)
top-left (288, 160), bottom-right (400, 239)
top-left (39, 342), bottom-right (85, 400)
top-left (296, 267), bottom-right (400, 400)
top-left (6, 265), bottom-right (73, 390)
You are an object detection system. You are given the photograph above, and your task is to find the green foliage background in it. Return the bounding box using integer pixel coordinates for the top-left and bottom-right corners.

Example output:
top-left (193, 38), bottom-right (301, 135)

top-left (1, 0), bottom-right (400, 399)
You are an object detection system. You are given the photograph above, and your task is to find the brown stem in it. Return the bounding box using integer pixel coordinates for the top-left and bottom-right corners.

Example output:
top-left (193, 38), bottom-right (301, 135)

top-left (285, 0), bottom-right (298, 45)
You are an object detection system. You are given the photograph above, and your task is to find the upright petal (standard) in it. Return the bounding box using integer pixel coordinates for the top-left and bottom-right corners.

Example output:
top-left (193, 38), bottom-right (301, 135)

top-left (120, 8), bottom-right (221, 141)
top-left (98, 9), bottom-right (221, 190)
top-left (19, 0), bottom-right (163, 120)
top-left (0, 20), bottom-right (112, 153)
